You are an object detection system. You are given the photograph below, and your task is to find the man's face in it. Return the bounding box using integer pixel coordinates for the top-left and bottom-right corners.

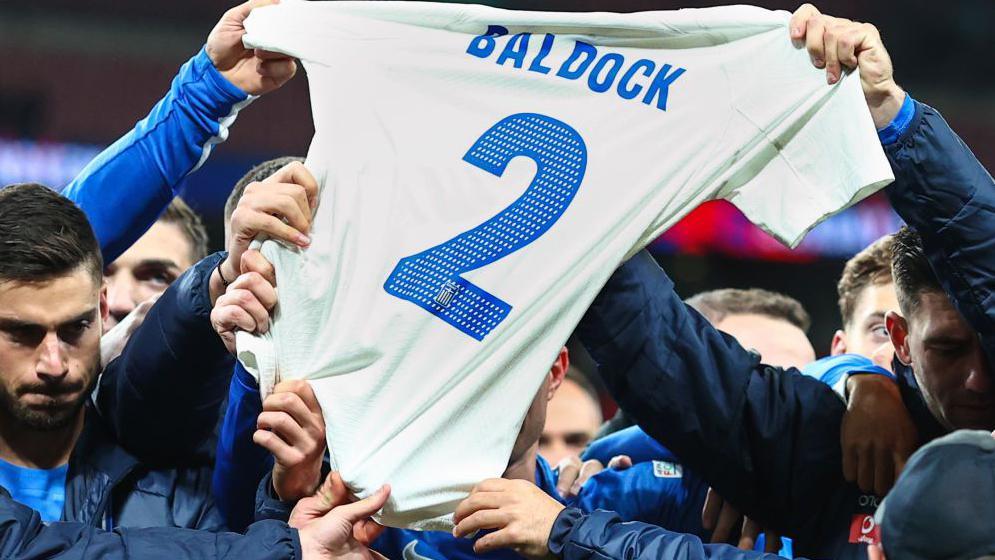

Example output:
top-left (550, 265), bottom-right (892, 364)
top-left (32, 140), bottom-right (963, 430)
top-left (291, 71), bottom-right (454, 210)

top-left (834, 282), bottom-right (899, 367)
top-left (103, 221), bottom-right (194, 331)
top-left (715, 313), bottom-right (815, 369)
top-left (507, 347), bottom-right (568, 469)
top-left (0, 268), bottom-right (106, 430)
top-left (539, 379), bottom-right (602, 466)
top-left (894, 291), bottom-right (995, 431)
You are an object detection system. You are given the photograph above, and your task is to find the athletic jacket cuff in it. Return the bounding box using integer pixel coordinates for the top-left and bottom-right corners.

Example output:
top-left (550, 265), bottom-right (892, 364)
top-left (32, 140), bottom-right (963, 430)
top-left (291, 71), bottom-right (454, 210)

top-left (189, 47), bottom-right (255, 114)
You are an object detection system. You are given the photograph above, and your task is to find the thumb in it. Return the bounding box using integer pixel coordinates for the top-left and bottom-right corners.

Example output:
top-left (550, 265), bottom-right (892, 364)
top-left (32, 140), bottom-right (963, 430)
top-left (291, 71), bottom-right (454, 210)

top-left (331, 485), bottom-right (390, 524)
top-left (233, 0), bottom-right (279, 23)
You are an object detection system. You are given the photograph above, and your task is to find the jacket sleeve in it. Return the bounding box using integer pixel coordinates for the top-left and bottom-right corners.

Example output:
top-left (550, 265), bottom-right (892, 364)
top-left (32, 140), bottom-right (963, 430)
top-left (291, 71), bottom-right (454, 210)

top-left (61, 48), bottom-right (253, 263)
top-left (96, 252), bottom-right (234, 465)
top-left (548, 508), bottom-right (788, 560)
top-left (884, 100), bottom-right (995, 357)
top-left (214, 364), bottom-right (274, 532)
top-left (0, 486), bottom-right (300, 560)
top-left (575, 251), bottom-right (850, 541)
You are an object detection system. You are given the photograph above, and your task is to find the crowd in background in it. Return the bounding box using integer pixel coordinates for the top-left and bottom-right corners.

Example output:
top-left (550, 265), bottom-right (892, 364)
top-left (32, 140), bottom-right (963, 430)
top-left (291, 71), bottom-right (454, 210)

top-left (0, 2), bottom-right (993, 560)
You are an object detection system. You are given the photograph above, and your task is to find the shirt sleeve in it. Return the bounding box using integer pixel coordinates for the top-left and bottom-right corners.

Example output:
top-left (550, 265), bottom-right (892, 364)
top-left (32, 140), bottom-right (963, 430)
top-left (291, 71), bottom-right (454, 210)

top-left (801, 354), bottom-right (895, 399)
top-left (716, 28), bottom-right (894, 247)
top-left (61, 48), bottom-right (253, 263)
top-left (213, 364), bottom-right (274, 532)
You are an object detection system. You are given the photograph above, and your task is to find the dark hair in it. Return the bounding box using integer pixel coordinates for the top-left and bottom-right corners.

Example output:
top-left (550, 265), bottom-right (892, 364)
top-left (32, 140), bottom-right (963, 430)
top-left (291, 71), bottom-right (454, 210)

top-left (891, 226), bottom-right (943, 315)
top-left (687, 287), bottom-right (811, 333)
top-left (224, 156), bottom-right (305, 225)
top-left (838, 234), bottom-right (894, 327)
top-left (159, 197), bottom-right (209, 262)
top-left (0, 183), bottom-right (102, 284)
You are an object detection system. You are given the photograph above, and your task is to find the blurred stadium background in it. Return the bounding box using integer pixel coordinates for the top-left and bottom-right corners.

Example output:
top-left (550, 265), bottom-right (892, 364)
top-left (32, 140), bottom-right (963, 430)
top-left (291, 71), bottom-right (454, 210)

top-left (1, 0), bottom-right (992, 356)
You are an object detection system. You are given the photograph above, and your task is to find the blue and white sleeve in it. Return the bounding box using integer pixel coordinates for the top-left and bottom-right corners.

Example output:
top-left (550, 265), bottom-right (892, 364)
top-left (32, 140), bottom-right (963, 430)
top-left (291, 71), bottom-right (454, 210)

top-left (62, 47), bottom-right (254, 262)
top-left (801, 354), bottom-right (895, 400)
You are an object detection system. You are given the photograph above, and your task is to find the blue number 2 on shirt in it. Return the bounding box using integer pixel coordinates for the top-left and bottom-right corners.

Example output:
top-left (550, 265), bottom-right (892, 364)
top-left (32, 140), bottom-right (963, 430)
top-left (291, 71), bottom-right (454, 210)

top-left (384, 113), bottom-right (588, 341)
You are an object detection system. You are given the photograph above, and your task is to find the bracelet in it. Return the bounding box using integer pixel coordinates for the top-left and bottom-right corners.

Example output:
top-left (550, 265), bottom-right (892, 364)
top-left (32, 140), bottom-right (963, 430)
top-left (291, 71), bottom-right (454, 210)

top-left (215, 258), bottom-right (233, 288)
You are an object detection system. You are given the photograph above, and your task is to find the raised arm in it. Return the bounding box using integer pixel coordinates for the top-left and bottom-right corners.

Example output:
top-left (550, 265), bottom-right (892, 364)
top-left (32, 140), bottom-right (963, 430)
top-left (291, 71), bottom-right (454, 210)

top-left (62, 0), bottom-right (296, 262)
top-left (576, 251), bottom-right (849, 540)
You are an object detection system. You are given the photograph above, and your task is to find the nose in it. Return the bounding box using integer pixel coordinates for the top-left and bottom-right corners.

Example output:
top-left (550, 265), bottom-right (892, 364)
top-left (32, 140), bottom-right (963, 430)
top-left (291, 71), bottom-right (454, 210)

top-left (965, 347), bottom-right (994, 395)
top-left (105, 274), bottom-right (137, 330)
top-left (36, 332), bottom-right (69, 382)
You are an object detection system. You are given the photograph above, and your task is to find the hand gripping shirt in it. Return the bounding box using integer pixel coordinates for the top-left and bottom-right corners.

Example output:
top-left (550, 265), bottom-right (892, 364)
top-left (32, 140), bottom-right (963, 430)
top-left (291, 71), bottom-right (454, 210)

top-left (239, 1), bottom-right (893, 529)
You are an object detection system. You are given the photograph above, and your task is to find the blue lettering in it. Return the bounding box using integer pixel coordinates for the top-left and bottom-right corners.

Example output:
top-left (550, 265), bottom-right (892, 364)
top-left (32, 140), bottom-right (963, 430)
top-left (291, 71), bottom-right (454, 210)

top-left (617, 59), bottom-right (655, 99)
top-left (466, 25), bottom-right (509, 59)
top-left (555, 41), bottom-right (597, 80)
top-left (528, 33), bottom-right (555, 75)
top-left (496, 33), bottom-right (531, 69)
top-left (642, 64), bottom-right (686, 111)
top-left (587, 53), bottom-right (625, 93)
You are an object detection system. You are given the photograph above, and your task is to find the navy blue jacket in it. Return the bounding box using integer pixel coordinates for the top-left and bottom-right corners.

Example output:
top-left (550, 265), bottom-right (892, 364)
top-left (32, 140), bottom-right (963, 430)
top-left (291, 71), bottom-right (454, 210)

top-left (0, 485), bottom-right (299, 559)
top-left (557, 100), bottom-right (995, 560)
top-left (65, 252), bottom-right (234, 531)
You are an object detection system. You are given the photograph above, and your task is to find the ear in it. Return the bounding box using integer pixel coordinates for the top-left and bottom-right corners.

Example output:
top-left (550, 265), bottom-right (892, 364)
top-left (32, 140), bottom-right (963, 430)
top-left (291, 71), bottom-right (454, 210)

top-left (546, 346), bottom-right (569, 400)
top-left (99, 282), bottom-right (110, 325)
top-left (830, 329), bottom-right (848, 356)
top-left (886, 311), bottom-right (912, 366)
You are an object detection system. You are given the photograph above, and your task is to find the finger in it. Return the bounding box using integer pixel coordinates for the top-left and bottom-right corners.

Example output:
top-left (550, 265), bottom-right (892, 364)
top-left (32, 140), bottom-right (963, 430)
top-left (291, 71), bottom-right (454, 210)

top-left (874, 449), bottom-right (894, 497)
top-left (255, 48), bottom-right (293, 61)
top-left (234, 207), bottom-right (310, 248)
top-left (607, 455), bottom-right (633, 470)
top-left (857, 449), bottom-right (876, 494)
top-left (212, 303), bottom-right (257, 334)
top-left (823, 21), bottom-right (842, 84)
top-left (354, 519), bottom-right (386, 546)
top-left (571, 459), bottom-right (605, 495)
top-left (836, 27), bottom-right (863, 70)
top-left (258, 58), bottom-right (298, 83)
top-left (257, 410), bottom-right (309, 450)
top-left (229, 272), bottom-right (279, 312)
top-left (473, 528), bottom-right (522, 555)
top-left (806, 15), bottom-right (828, 68)
top-left (454, 510), bottom-right (510, 539)
top-left (313, 471), bottom-right (352, 509)
top-left (333, 484), bottom-right (390, 524)
top-left (220, 287), bottom-right (270, 334)
top-left (471, 478), bottom-right (511, 494)
top-left (240, 249), bottom-right (277, 286)
top-left (842, 436), bottom-right (859, 483)
top-left (271, 182), bottom-right (313, 226)
top-left (453, 492), bottom-right (506, 524)
top-left (245, 190), bottom-right (310, 235)
top-left (555, 456), bottom-right (582, 498)
top-left (272, 380), bottom-right (323, 416)
top-left (702, 488), bottom-right (721, 531)
top-left (263, 390), bottom-right (324, 439)
top-left (737, 518), bottom-right (761, 551)
top-left (265, 161), bottom-right (319, 210)
top-left (252, 428), bottom-right (297, 464)
top-left (789, 3), bottom-right (821, 40)
top-left (711, 501), bottom-right (742, 545)
top-left (226, 0), bottom-right (277, 25)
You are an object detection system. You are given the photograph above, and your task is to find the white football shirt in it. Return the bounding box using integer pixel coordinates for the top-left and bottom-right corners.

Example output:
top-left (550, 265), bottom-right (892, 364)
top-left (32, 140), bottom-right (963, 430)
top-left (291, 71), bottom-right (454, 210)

top-left (240, 1), bottom-right (893, 530)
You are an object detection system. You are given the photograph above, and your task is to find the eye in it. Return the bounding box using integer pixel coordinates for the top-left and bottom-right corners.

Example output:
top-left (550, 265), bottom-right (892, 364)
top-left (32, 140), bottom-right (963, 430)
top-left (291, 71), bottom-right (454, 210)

top-left (59, 320), bottom-right (92, 345)
top-left (136, 267), bottom-right (177, 288)
top-left (870, 325), bottom-right (889, 341)
top-left (564, 433), bottom-right (592, 448)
